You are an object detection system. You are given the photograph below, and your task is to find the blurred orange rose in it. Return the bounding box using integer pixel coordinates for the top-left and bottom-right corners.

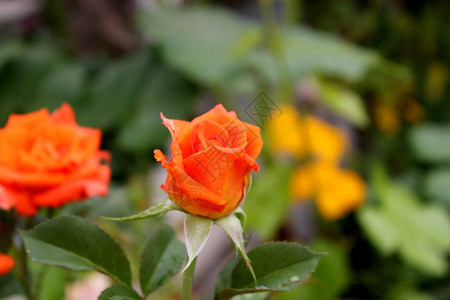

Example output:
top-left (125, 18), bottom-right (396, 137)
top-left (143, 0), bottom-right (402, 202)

top-left (0, 104), bottom-right (111, 216)
top-left (0, 253), bottom-right (14, 275)
top-left (154, 104), bottom-right (263, 219)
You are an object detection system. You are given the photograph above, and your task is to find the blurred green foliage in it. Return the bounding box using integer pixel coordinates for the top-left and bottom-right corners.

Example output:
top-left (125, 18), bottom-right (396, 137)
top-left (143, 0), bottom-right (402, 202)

top-left (1, 0), bottom-right (449, 299)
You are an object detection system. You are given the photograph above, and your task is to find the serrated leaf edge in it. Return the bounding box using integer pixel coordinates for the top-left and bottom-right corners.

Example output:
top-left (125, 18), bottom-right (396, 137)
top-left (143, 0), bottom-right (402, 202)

top-left (101, 199), bottom-right (185, 221)
top-left (21, 215), bottom-right (132, 286)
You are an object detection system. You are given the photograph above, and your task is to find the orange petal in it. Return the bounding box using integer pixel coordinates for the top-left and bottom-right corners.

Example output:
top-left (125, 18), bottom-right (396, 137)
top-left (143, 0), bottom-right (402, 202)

top-left (5, 109), bottom-right (50, 129)
top-left (0, 184), bottom-right (36, 216)
top-left (183, 145), bottom-right (256, 218)
top-left (32, 176), bottom-right (110, 208)
top-left (160, 114), bottom-right (185, 167)
top-left (16, 192), bottom-right (37, 216)
top-left (0, 254), bottom-right (15, 276)
top-left (51, 103), bottom-right (76, 124)
top-left (242, 121), bottom-right (263, 159)
top-left (155, 149), bottom-right (227, 217)
top-left (191, 104), bottom-right (237, 125)
top-left (0, 184), bottom-right (20, 211)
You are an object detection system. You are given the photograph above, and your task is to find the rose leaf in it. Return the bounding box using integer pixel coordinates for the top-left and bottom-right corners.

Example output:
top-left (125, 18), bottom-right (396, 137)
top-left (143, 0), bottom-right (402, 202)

top-left (20, 215), bottom-right (131, 286)
top-left (139, 225), bottom-right (186, 296)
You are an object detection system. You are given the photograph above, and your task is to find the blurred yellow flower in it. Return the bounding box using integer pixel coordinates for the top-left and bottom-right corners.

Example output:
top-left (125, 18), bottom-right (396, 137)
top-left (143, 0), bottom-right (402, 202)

top-left (267, 105), bottom-right (347, 163)
top-left (269, 104), bottom-right (366, 220)
top-left (290, 162), bottom-right (366, 220)
top-left (373, 103), bottom-right (400, 134)
top-left (403, 99), bottom-right (424, 124)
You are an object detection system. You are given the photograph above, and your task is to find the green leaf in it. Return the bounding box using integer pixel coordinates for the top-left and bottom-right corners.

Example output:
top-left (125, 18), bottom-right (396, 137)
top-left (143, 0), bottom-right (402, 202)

top-left (36, 266), bottom-right (67, 300)
top-left (61, 186), bottom-right (136, 219)
top-left (248, 27), bottom-right (378, 84)
top-left (0, 43), bottom-right (62, 124)
top-left (21, 215), bottom-right (132, 285)
top-left (283, 27), bottom-right (377, 81)
top-left (358, 167), bottom-right (450, 276)
top-left (408, 124), bottom-right (450, 163)
top-left (306, 239), bottom-right (349, 296)
top-left (140, 225), bottom-right (186, 295)
top-left (0, 273), bottom-right (23, 298)
top-left (215, 257), bottom-right (238, 299)
top-left (0, 40), bottom-right (24, 73)
top-left (98, 284), bottom-right (141, 300)
top-left (136, 7), bottom-right (255, 86)
top-left (216, 242), bottom-right (324, 300)
top-left (215, 214), bottom-right (255, 282)
top-left (273, 239), bottom-right (350, 300)
top-left (423, 168), bottom-right (450, 206)
top-left (183, 214), bottom-right (213, 273)
top-left (357, 207), bottom-right (399, 255)
top-left (316, 79), bottom-right (369, 127)
top-left (117, 67), bottom-right (195, 152)
top-left (391, 288), bottom-right (434, 300)
top-left (77, 51), bottom-right (151, 129)
top-left (243, 163), bottom-right (293, 240)
top-left (136, 6), bottom-right (379, 94)
top-left (102, 198), bottom-right (184, 221)
top-left (28, 63), bottom-right (86, 112)
top-left (231, 293), bottom-right (270, 300)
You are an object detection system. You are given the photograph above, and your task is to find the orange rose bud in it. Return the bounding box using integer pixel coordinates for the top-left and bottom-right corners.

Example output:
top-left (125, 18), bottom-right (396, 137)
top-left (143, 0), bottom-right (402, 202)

top-left (154, 104), bottom-right (263, 219)
top-left (0, 253), bottom-right (15, 275)
top-left (0, 103), bottom-right (111, 216)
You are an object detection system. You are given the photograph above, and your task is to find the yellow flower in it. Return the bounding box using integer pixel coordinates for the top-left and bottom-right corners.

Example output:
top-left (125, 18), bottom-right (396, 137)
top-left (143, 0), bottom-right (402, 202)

top-left (267, 105), bottom-right (347, 163)
top-left (269, 104), bottom-right (365, 220)
top-left (373, 103), bottom-right (400, 134)
top-left (403, 99), bottom-right (424, 124)
top-left (290, 162), bottom-right (366, 220)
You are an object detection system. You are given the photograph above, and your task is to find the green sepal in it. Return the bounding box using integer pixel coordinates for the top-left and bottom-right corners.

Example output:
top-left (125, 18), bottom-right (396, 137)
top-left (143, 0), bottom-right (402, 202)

top-left (182, 214), bottom-right (213, 273)
top-left (215, 213), bottom-right (256, 283)
top-left (232, 207), bottom-right (247, 228)
top-left (101, 198), bottom-right (184, 221)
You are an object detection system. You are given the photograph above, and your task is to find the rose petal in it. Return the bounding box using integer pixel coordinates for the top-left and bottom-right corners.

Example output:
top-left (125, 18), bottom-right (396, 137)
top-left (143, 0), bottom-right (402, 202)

top-left (0, 184), bottom-right (19, 211)
top-left (160, 114), bottom-right (185, 168)
top-left (5, 109), bottom-right (50, 129)
top-left (241, 121), bottom-right (263, 159)
top-left (218, 121), bottom-right (247, 149)
top-left (0, 184), bottom-right (36, 216)
top-left (0, 254), bottom-right (15, 276)
top-left (16, 192), bottom-right (37, 216)
top-left (183, 145), bottom-right (257, 218)
top-left (32, 169), bottom-right (110, 207)
top-left (191, 104), bottom-right (237, 125)
top-left (154, 149), bottom-right (227, 216)
top-left (51, 103), bottom-right (76, 124)
top-left (156, 104), bottom-right (263, 219)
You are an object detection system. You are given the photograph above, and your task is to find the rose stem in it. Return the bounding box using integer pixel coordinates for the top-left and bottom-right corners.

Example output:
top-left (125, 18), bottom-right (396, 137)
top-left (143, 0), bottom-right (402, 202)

top-left (19, 216), bottom-right (36, 300)
top-left (181, 257), bottom-right (197, 300)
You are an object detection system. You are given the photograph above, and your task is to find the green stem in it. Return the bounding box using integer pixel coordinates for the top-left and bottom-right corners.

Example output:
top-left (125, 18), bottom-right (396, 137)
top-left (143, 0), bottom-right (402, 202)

top-left (0, 210), bottom-right (16, 252)
top-left (258, 0), bottom-right (294, 104)
top-left (20, 243), bottom-right (35, 300)
top-left (19, 216), bottom-right (36, 300)
top-left (181, 258), bottom-right (197, 300)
